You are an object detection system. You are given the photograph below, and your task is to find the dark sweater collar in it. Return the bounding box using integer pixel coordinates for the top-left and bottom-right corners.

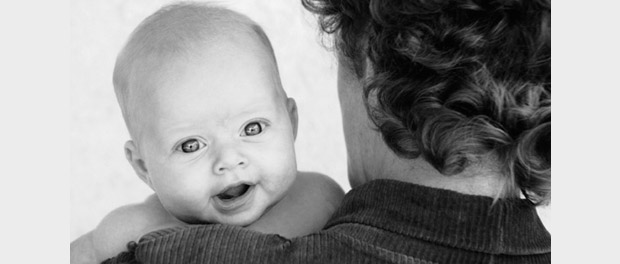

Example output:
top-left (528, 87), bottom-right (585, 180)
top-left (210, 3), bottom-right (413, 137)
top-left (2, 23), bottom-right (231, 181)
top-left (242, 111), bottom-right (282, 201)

top-left (325, 179), bottom-right (550, 255)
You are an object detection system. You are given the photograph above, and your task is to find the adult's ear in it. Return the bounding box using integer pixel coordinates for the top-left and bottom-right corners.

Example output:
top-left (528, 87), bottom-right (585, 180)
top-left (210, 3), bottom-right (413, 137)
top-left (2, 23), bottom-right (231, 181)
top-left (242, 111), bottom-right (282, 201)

top-left (286, 97), bottom-right (298, 139)
top-left (124, 140), bottom-right (153, 189)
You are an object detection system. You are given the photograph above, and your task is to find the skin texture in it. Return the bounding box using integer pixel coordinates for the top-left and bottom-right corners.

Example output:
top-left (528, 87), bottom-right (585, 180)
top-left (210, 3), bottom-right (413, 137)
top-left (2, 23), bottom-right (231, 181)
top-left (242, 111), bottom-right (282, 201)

top-left (126, 36), bottom-right (298, 227)
top-left (72, 5), bottom-right (346, 264)
top-left (71, 30), bottom-right (345, 264)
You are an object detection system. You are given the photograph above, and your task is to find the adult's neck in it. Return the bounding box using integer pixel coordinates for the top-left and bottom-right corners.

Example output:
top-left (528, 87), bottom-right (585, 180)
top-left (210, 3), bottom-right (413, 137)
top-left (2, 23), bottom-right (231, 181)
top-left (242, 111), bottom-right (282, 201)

top-left (348, 136), bottom-right (508, 198)
top-left (381, 157), bottom-right (507, 198)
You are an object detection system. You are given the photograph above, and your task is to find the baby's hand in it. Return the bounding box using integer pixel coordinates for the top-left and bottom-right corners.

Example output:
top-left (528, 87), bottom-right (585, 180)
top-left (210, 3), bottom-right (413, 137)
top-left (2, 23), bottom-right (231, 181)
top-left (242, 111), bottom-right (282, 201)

top-left (82, 194), bottom-right (183, 263)
top-left (70, 231), bottom-right (97, 264)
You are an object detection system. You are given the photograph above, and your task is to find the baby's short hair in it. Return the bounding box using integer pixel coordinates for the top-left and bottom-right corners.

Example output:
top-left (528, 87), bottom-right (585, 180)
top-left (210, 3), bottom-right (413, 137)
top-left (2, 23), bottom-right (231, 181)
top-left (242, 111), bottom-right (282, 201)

top-left (113, 2), bottom-right (277, 140)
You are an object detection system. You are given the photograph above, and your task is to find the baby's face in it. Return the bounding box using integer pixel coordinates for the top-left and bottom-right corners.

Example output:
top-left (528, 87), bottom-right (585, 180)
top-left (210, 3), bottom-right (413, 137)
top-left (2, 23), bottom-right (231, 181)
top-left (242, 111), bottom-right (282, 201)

top-left (133, 43), bottom-right (297, 226)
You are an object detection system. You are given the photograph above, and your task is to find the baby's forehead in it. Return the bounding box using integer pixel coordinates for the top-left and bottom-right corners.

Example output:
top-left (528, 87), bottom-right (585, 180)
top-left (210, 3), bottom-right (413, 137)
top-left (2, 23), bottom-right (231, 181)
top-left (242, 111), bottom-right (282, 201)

top-left (149, 40), bottom-right (280, 91)
top-left (142, 5), bottom-right (274, 61)
top-left (134, 17), bottom-right (278, 83)
top-left (132, 45), bottom-right (285, 112)
top-left (129, 73), bottom-right (286, 145)
top-left (118, 5), bottom-right (286, 139)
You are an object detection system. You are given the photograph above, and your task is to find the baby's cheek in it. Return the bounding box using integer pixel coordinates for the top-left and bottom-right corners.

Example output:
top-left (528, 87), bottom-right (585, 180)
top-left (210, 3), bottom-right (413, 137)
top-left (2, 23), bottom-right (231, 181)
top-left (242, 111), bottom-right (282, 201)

top-left (154, 168), bottom-right (203, 197)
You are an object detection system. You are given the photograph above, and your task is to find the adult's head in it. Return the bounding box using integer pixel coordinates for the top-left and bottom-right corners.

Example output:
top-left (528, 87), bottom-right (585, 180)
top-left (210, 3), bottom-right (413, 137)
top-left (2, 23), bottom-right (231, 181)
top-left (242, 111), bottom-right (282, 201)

top-left (113, 2), bottom-right (298, 226)
top-left (304, 0), bottom-right (550, 205)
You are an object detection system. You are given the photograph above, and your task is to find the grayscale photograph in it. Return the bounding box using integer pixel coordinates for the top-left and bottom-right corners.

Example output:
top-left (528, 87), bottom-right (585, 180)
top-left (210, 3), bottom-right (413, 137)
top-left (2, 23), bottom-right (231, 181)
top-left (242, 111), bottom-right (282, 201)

top-left (70, 1), bottom-right (552, 263)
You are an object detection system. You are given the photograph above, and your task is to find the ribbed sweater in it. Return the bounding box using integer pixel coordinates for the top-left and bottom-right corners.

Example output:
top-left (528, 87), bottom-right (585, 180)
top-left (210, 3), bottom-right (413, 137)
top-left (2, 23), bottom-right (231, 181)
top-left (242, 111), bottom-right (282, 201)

top-left (103, 179), bottom-right (551, 264)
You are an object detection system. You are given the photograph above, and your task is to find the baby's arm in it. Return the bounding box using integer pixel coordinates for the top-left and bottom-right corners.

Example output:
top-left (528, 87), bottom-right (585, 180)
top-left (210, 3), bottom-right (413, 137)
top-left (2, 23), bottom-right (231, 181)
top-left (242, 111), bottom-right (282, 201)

top-left (71, 173), bottom-right (344, 262)
top-left (70, 194), bottom-right (185, 264)
top-left (247, 172), bottom-right (345, 238)
top-left (70, 231), bottom-right (97, 263)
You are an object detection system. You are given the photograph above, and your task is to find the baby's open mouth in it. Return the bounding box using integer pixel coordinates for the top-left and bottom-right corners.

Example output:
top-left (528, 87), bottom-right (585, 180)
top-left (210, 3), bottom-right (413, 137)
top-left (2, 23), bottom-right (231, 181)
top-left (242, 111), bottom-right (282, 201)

top-left (216, 184), bottom-right (251, 200)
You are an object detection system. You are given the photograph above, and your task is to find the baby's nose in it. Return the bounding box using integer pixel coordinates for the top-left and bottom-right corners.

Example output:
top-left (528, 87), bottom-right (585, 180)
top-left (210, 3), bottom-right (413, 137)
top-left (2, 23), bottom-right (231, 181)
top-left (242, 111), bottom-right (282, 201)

top-left (212, 147), bottom-right (248, 174)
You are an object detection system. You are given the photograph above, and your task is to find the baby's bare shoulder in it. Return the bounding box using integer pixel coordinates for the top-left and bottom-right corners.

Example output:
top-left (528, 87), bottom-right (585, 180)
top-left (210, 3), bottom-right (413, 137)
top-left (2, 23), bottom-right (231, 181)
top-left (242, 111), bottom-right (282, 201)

top-left (246, 172), bottom-right (345, 237)
top-left (91, 194), bottom-right (174, 262)
top-left (296, 171), bottom-right (344, 194)
top-left (95, 194), bottom-right (166, 232)
top-left (294, 171), bottom-right (345, 210)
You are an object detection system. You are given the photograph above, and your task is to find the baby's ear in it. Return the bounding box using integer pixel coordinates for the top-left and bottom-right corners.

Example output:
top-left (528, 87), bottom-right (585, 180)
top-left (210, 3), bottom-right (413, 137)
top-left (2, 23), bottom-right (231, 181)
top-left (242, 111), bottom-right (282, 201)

top-left (286, 97), bottom-right (298, 139)
top-left (124, 140), bottom-right (153, 189)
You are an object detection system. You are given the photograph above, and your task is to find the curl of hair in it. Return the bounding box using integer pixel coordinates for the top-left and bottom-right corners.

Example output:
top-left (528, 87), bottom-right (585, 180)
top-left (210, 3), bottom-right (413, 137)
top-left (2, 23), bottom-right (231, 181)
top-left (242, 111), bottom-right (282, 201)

top-left (303, 0), bottom-right (551, 205)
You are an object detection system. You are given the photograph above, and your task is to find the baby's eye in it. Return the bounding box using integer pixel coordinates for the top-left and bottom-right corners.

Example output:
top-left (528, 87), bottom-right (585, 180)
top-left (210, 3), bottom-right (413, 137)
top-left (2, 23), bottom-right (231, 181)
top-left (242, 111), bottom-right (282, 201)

top-left (243, 122), bottom-right (263, 136)
top-left (178, 139), bottom-right (205, 153)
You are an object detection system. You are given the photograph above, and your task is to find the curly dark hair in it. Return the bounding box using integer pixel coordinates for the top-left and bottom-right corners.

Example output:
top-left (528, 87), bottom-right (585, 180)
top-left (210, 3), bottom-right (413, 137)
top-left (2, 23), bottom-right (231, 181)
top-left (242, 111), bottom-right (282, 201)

top-left (303, 0), bottom-right (551, 205)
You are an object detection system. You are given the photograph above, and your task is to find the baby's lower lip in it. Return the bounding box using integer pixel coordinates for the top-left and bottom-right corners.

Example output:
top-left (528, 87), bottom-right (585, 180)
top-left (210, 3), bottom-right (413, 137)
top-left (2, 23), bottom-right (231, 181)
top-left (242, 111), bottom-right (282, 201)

top-left (213, 184), bottom-right (255, 212)
top-left (217, 184), bottom-right (251, 200)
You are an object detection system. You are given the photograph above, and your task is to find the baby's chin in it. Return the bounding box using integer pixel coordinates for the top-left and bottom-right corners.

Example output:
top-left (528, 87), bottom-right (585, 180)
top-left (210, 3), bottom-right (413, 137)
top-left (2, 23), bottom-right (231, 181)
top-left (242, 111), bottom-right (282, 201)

top-left (212, 205), bottom-right (268, 227)
top-left (173, 205), bottom-right (267, 227)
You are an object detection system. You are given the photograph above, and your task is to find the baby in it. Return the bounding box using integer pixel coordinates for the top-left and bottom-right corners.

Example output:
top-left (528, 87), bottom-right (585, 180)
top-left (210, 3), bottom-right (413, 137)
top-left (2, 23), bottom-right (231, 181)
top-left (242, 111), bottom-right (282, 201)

top-left (70, 2), bottom-right (344, 263)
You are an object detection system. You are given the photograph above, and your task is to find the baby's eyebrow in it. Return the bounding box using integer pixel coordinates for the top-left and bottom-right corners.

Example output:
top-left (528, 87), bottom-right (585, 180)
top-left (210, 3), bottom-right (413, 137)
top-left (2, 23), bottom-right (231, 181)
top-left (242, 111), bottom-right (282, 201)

top-left (157, 123), bottom-right (205, 140)
top-left (231, 105), bottom-right (277, 118)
